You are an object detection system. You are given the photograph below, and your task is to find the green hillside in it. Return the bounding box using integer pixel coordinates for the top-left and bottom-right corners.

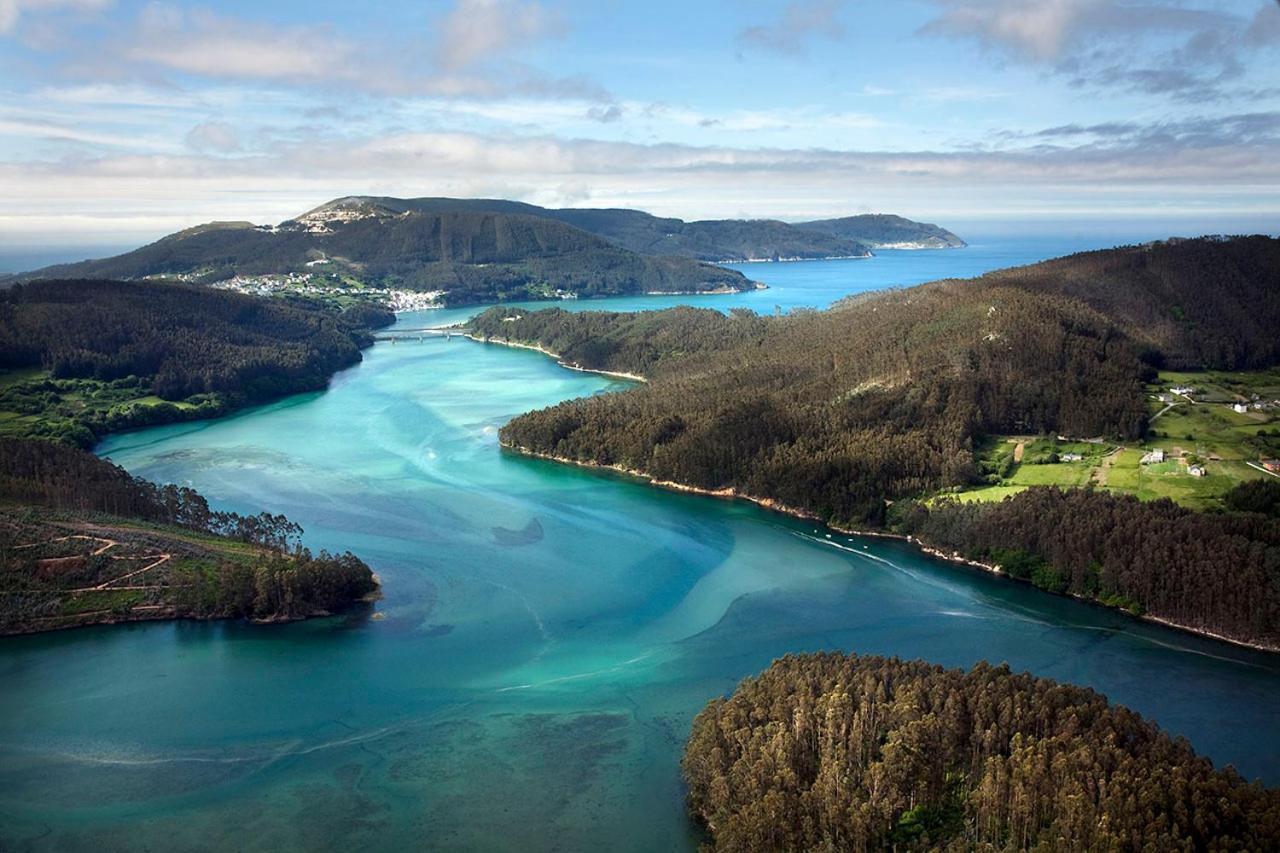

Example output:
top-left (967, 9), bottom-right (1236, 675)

top-left (15, 204), bottom-right (755, 306)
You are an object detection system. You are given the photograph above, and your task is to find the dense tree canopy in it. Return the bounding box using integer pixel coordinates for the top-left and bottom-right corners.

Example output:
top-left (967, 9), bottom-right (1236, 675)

top-left (3, 436), bottom-right (297, 548)
top-left (0, 278), bottom-right (384, 399)
top-left (895, 487), bottom-right (1280, 648)
top-left (17, 206), bottom-right (754, 305)
top-left (971, 235), bottom-right (1280, 370)
top-left (475, 237), bottom-right (1279, 530)
top-left (0, 278), bottom-right (391, 444)
top-left (684, 652), bottom-right (1280, 851)
top-left (0, 437), bottom-right (377, 633)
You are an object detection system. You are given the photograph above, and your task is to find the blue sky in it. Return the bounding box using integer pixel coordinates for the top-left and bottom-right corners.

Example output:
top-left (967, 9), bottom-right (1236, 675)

top-left (1, 0), bottom-right (1278, 246)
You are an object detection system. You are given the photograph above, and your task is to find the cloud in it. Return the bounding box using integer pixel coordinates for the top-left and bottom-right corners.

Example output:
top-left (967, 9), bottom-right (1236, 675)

top-left (920, 0), bottom-right (1279, 101)
top-left (127, 6), bottom-right (360, 85)
top-left (0, 0), bottom-right (110, 35)
top-left (9, 111), bottom-right (1278, 198)
top-left (52, 2), bottom-right (603, 100)
top-left (4, 119), bottom-right (1277, 245)
top-left (435, 0), bottom-right (561, 70)
top-left (184, 120), bottom-right (240, 152)
top-left (586, 104), bottom-right (623, 123)
top-left (0, 116), bottom-right (175, 149)
top-left (737, 0), bottom-right (844, 55)
top-left (1015, 111), bottom-right (1280, 149)
top-left (1246, 1), bottom-right (1280, 45)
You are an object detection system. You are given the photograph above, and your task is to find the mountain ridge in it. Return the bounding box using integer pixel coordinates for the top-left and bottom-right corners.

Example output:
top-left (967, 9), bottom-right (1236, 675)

top-left (296, 195), bottom-right (965, 259)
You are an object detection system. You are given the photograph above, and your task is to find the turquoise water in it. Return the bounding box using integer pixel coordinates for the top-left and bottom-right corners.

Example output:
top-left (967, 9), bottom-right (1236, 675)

top-left (2, 242), bottom-right (1280, 851)
top-left (418, 236), bottom-right (1116, 326)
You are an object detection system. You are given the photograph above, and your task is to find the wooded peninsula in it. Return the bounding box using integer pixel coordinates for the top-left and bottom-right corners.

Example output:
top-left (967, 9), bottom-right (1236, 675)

top-left (0, 279), bottom-right (390, 632)
top-left (469, 235), bottom-right (1280, 648)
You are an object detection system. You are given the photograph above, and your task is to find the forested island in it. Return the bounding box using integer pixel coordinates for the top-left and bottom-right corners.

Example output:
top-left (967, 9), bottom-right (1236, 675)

top-left (470, 235), bottom-right (1280, 648)
top-left (0, 438), bottom-right (377, 634)
top-left (0, 278), bottom-right (394, 446)
top-left (683, 652), bottom-right (1280, 851)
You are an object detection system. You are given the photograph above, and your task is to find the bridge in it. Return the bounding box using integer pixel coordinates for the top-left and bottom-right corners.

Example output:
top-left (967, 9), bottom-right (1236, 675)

top-left (373, 327), bottom-right (467, 342)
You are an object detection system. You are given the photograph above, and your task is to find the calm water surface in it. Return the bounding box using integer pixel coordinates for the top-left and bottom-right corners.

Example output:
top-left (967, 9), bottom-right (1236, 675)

top-left (2, 239), bottom-right (1279, 851)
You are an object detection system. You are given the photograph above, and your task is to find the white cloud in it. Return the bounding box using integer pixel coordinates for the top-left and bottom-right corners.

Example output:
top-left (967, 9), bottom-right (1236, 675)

top-left (184, 120), bottom-right (240, 152)
top-left (920, 0), bottom-right (1279, 100)
top-left (99, 2), bottom-right (600, 100)
top-left (436, 0), bottom-right (561, 70)
top-left (921, 0), bottom-right (1106, 61)
top-left (3, 117), bottom-right (1276, 242)
top-left (0, 116), bottom-right (176, 149)
top-left (127, 6), bottom-right (358, 84)
top-left (0, 0), bottom-right (110, 35)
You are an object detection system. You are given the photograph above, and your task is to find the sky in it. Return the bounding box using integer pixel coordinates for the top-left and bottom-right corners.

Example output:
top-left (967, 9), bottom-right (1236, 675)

top-left (1, 0), bottom-right (1278, 248)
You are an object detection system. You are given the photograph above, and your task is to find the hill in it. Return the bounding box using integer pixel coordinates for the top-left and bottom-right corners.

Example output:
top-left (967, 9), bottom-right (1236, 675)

top-left (469, 236), bottom-right (1280, 645)
top-left (535, 208), bottom-right (872, 261)
top-left (0, 438), bottom-right (377, 634)
top-left (15, 202), bottom-right (755, 306)
top-left (797, 213), bottom-right (966, 248)
top-left (684, 652), bottom-right (1280, 851)
top-left (0, 278), bottom-right (393, 446)
top-left (476, 237), bottom-right (1279, 526)
top-left (298, 196), bottom-right (964, 260)
top-left (974, 235), bottom-right (1280, 369)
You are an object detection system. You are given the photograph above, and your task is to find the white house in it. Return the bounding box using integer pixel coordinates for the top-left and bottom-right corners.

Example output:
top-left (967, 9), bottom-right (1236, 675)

top-left (1188, 465), bottom-right (1206, 477)
top-left (1232, 403), bottom-right (1249, 414)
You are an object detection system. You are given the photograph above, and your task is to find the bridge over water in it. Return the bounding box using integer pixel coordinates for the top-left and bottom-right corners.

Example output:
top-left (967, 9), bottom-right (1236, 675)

top-left (373, 327), bottom-right (466, 342)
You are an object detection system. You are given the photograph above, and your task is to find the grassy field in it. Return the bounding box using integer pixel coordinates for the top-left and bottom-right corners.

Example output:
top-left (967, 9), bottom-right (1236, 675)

top-left (942, 369), bottom-right (1280, 509)
top-left (0, 369), bottom-right (221, 445)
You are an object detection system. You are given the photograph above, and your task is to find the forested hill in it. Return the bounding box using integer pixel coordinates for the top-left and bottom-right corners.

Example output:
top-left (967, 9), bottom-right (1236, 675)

top-left (0, 437), bottom-right (378, 634)
top-left (897, 485), bottom-right (1280, 648)
top-left (0, 279), bottom-right (392, 445)
top-left (967, 235), bottom-right (1280, 369)
top-left (797, 213), bottom-right (965, 248)
top-left (373, 197), bottom-right (965, 257)
top-left (474, 235), bottom-right (1280, 646)
top-left (14, 204), bottom-right (754, 305)
top-left (684, 653), bottom-right (1280, 851)
top-left (330, 197), bottom-right (967, 259)
top-left (335, 197), bottom-right (874, 261)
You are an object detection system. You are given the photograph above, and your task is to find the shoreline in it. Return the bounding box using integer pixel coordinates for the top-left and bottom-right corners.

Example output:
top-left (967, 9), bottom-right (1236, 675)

top-left (499, 441), bottom-right (1280, 655)
top-left (720, 254), bottom-right (872, 264)
top-left (0, 601), bottom-right (373, 638)
top-left (463, 334), bottom-right (648, 383)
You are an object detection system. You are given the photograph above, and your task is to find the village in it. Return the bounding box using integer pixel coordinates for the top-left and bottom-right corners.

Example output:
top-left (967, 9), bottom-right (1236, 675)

top-left (208, 272), bottom-right (445, 313)
top-left (941, 367), bottom-right (1280, 509)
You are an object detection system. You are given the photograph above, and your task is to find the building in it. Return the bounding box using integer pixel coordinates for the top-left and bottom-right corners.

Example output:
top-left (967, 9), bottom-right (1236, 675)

top-left (1232, 403), bottom-right (1249, 414)
top-left (1170, 386), bottom-right (1194, 397)
top-left (1140, 449), bottom-right (1165, 464)
top-left (1188, 465), bottom-right (1206, 477)
top-left (1060, 452), bottom-right (1083, 462)
top-left (1264, 459), bottom-right (1280, 474)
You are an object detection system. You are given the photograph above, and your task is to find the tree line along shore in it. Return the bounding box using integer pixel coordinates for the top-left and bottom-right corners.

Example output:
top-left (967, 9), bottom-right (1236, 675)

top-left (4, 233), bottom-right (1280, 848)
top-left (0, 279), bottom-right (392, 633)
top-left (469, 235), bottom-right (1280, 650)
